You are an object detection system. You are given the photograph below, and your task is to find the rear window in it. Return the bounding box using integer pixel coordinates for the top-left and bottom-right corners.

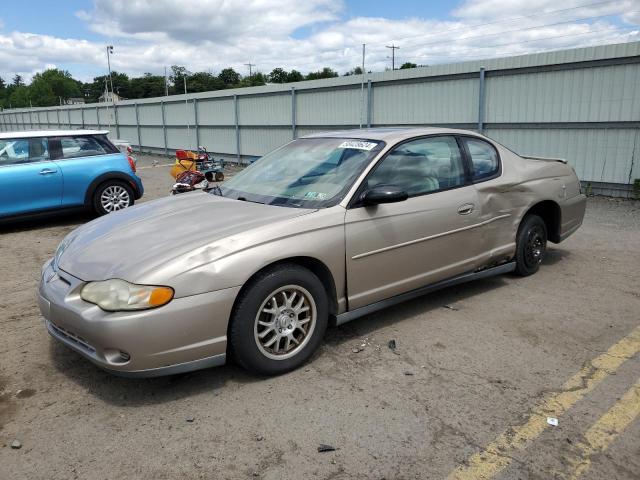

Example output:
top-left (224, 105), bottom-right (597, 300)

top-left (59, 136), bottom-right (108, 159)
top-left (0, 138), bottom-right (49, 166)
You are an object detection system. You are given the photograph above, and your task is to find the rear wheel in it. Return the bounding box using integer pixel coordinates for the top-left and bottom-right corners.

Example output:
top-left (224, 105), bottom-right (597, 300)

top-left (229, 264), bottom-right (328, 375)
top-left (93, 180), bottom-right (134, 215)
top-left (514, 214), bottom-right (547, 276)
top-left (214, 171), bottom-right (224, 182)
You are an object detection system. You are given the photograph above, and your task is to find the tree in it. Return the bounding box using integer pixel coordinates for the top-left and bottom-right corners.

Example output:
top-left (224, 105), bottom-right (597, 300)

top-left (241, 72), bottom-right (267, 87)
top-left (399, 62), bottom-right (418, 69)
top-left (30, 69), bottom-right (80, 106)
top-left (170, 65), bottom-right (188, 94)
top-left (305, 67), bottom-right (338, 80)
top-left (287, 70), bottom-right (304, 83)
top-left (12, 74), bottom-right (25, 87)
top-left (29, 78), bottom-right (56, 106)
top-left (268, 68), bottom-right (288, 83)
top-left (186, 72), bottom-right (224, 92)
top-left (218, 68), bottom-right (240, 86)
top-left (343, 66), bottom-right (363, 76)
top-left (9, 86), bottom-right (30, 108)
top-left (129, 73), bottom-right (166, 98)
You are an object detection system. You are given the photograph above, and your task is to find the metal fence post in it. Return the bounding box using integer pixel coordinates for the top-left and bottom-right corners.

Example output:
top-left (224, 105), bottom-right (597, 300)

top-left (234, 94), bottom-right (240, 163)
top-left (135, 103), bottom-right (142, 153)
top-left (478, 67), bottom-right (486, 133)
top-left (291, 87), bottom-right (296, 139)
top-left (81, 107), bottom-right (85, 129)
top-left (56, 109), bottom-right (61, 129)
top-left (367, 80), bottom-right (372, 128)
top-left (193, 99), bottom-right (200, 149)
top-left (161, 101), bottom-right (168, 156)
top-left (68, 109), bottom-right (72, 129)
top-left (114, 103), bottom-right (120, 138)
top-left (96, 105), bottom-right (101, 129)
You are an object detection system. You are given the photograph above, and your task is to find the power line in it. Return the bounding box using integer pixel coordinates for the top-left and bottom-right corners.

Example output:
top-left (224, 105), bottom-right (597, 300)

top-left (244, 63), bottom-right (256, 76)
top-left (385, 44), bottom-right (400, 70)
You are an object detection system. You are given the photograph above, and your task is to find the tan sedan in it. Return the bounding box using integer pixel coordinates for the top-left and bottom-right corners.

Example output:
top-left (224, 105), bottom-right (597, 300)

top-left (38, 128), bottom-right (586, 376)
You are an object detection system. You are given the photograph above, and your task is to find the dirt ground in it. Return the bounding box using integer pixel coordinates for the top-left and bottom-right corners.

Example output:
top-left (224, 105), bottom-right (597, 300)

top-left (1, 153), bottom-right (639, 480)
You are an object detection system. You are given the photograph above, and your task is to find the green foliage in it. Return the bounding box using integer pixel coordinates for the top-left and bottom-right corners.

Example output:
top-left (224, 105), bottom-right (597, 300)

top-left (305, 67), bottom-right (338, 80)
top-left (287, 70), bottom-right (304, 82)
top-left (343, 66), bottom-right (363, 76)
top-left (399, 62), bottom-right (418, 69)
top-left (12, 75), bottom-right (25, 87)
top-left (0, 62), bottom-right (366, 108)
top-left (633, 179), bottom-right (640, 200)
top-left (129, 73), bottom-right (166, 99)
top-left (218, 68), bottom-right (241, 86)
top-left (268, 68), bottom-right (289, 83)
top-left (30, 69), bottom-right (80, 106)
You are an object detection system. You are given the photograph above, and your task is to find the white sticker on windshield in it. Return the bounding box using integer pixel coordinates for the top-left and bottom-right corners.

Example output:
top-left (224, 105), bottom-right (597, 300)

top-left (338, 141), bottom-right (378, 151)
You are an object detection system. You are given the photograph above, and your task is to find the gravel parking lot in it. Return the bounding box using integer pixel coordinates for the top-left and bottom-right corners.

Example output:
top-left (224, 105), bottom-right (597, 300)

top-left (1, 153), bottom-right (639, 480)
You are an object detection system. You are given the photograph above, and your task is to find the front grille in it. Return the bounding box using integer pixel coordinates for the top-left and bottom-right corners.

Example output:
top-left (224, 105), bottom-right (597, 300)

top-left (49, 322), bottom-right (96, 354)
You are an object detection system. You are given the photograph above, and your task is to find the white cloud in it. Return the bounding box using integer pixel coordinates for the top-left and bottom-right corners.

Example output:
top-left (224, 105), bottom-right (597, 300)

top-left (0, 0), bottom-right (638, 83)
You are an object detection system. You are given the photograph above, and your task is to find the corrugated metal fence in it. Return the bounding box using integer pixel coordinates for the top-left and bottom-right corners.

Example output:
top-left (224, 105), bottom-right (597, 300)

top-left (2, 41), bottom-right (639, 196)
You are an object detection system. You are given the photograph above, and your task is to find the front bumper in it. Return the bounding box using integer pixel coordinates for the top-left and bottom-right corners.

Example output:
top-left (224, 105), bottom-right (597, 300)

top-left (38, 260), bottom-right (240, 377)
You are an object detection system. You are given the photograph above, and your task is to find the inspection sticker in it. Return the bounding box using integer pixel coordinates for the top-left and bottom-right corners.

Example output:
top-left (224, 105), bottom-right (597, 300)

top-left (338, 140), bottom-right (378, 151)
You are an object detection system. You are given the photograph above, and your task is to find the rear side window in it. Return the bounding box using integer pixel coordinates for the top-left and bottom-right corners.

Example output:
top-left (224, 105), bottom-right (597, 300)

top-left (0, 138), bottom-right (49, 166)
top-left (59, 136), bottom-right (108, 159)
top-left (462, 138), bottom-right (500, 181)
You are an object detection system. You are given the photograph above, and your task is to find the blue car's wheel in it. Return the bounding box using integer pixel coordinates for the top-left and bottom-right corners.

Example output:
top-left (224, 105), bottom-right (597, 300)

top-left (93, 180), bottom-right (134, 215)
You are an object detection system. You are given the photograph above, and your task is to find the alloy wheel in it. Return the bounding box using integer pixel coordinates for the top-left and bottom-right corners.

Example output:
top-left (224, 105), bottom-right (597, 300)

top-left (254, 285), bottom-right (317, 360)
top-left (100, 185), bottom-right (131, 212)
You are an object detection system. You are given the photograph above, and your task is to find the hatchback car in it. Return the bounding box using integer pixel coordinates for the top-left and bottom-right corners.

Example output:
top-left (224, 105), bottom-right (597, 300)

top-left (39, 127), bottom-right (586, 377)
top-left (0, 130), bottom-right (143, 220)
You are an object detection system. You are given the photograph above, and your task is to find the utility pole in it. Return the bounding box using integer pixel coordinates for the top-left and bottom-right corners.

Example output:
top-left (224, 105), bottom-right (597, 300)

top-left (164, 66), bottom-right (169, 96)
top-left (360, 44), bottom-right (365, 129)
top-left (106, 45), bottom-right (114, 98)
top-left (386, 44), bottom-right (400, 70)
top-left (183, 70), bottom-right (193, 150)
top-left (244, 63), bottom-right (256, 77)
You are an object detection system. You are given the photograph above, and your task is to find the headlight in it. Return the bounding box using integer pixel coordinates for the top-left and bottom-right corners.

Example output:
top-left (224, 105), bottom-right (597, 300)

top-left (52, 235), bottom-right (75, 271)
top-left (80, 279), bottom-right (174, 312)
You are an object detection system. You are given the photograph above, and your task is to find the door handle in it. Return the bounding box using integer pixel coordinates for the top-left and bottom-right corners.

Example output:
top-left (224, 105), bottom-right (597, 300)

top-left (457, 203), bottom-right (475, 215)
top-left (39, 169), bottom-right (57, 175)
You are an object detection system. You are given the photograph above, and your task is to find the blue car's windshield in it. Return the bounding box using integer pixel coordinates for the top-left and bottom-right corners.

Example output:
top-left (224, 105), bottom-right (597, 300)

top-left (215, 137), bottom-right (385, 208)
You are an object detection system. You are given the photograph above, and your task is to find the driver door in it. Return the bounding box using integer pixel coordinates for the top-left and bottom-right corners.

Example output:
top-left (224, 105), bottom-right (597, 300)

top-left (344, 136), bottom-right (487, 309)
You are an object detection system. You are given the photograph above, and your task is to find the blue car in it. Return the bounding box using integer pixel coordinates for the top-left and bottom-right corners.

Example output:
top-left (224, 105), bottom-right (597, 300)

top-left (0, 130), bottom-right (143, 220)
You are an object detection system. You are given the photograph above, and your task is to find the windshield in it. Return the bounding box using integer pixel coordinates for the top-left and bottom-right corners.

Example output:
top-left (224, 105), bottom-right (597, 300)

top-left (216, 137), bottom-right (385, 208)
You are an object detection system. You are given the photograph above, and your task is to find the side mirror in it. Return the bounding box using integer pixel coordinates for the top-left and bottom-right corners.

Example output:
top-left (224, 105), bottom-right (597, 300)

top-left (361, 185), bottom-right (408, 206)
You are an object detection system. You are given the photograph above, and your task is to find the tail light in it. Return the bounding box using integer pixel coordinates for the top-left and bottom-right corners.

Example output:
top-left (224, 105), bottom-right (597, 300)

top-left (127, 155), bottom-right (137, 173)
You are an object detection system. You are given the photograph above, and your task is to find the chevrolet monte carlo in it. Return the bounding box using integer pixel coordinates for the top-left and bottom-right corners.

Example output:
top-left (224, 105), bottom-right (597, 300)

top-left (38, 128), bottom-right (586, 377)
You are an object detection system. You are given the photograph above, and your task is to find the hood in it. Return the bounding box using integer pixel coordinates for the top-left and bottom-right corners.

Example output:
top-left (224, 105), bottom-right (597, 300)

top-left (58, 192), bottom-right (314, 283)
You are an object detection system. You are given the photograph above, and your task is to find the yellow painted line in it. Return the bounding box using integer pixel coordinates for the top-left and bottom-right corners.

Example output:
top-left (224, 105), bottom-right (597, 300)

top-left (564, 379), bottom-right (640, 480)
top-left (448, 325), bottom-right (640, 480)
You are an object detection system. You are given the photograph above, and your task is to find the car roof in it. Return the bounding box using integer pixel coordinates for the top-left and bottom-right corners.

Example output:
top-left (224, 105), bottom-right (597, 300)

top-left (301, 127), bottom-right (483, 142)
top-left (0, 129), bottom-right (110, 140)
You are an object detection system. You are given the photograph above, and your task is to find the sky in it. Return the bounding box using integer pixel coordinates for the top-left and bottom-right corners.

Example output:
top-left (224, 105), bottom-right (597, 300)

top-left (0, 0), bottom-right (638, 82)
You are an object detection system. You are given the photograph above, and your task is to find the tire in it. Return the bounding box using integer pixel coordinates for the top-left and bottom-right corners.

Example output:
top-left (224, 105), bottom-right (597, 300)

top-left (214, 171), bottom-right (224, 182)
top-left (229, 264), bottom-right (328, 375)
top-left (93, 180), bottom-right (134, 216)
top-left (514, 214), bottom-right (547, 276)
